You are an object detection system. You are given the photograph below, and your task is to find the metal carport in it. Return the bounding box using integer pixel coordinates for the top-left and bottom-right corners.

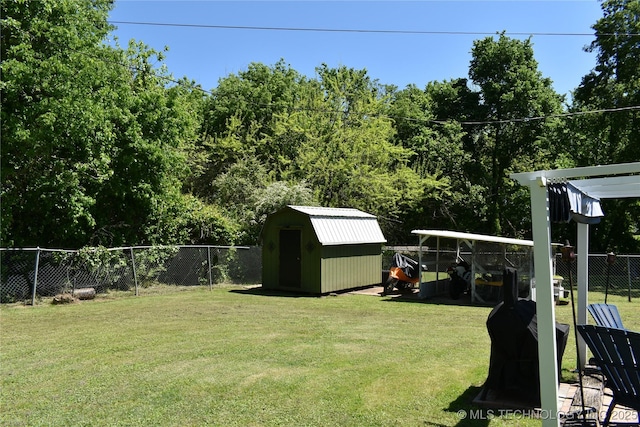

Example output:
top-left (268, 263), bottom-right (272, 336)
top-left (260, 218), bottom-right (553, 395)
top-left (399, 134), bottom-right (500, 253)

top-left (411, 229), bottom-right (534, 302)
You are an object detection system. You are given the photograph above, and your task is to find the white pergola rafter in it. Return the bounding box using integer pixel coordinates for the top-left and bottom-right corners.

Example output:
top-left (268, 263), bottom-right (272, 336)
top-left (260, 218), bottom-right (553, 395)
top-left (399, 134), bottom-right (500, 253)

top-left (511, 162), bottom-right (640, 427)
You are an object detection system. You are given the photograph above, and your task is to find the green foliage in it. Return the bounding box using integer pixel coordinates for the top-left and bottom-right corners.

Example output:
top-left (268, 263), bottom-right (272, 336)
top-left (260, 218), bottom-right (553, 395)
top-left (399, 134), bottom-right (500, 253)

top-left (467, 34), bottom-right (564, 234)
top-left (393, 82), bottom-right (486, 232)
top-left (196, 62), bottom-right (449, 244)
top-left (71, 246), bottom-right (130, 291)
top-left (1, 0), bottom-right (119, 247)
top-left (144, 192), bottom-right (237, 245)
top-left (569, 0), bottom-right (640, 252)
top-left (1, 1), bottom-right (206, 248)
top-left (132, 246), bottom-right (179, 286)
top-left (245, 180), bottom-right (316, 243)
top-left (72, 246), bottom-right (123, 271)
top-left (200, 60), bottom-right (305, 179)
top-left (222, 247), bottom-right (245, 283)
top-left (254, 181), bottom-right (315, 222)
top-left (2, 1), bottom-right (638, 250)
top-left (278, 65), bottom-right (445, 241)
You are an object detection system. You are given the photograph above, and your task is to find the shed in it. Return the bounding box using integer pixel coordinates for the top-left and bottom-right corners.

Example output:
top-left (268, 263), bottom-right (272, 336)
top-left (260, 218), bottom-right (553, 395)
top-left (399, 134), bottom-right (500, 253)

top-left (261, 205), bottom-right (386, 294)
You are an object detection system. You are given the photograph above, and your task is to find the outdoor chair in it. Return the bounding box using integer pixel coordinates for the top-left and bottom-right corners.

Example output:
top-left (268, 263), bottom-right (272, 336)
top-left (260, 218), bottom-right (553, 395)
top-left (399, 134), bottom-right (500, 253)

top-left (576, 325), bottom-right (640, 427)
top-left (587, 303), bottom-right (625, 329)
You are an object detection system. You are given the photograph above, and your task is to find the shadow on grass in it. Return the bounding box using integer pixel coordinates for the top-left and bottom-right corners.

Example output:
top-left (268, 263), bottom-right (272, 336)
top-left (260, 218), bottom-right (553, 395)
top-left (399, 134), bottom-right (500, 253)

top-left (380, 292), bottom-right (497, 308)
top-left (229, 287), bottom-right (316, 298)
top-left (231, 284), bottom-right (398, 299)
top-left (445, 385), bottom-right (491, 427)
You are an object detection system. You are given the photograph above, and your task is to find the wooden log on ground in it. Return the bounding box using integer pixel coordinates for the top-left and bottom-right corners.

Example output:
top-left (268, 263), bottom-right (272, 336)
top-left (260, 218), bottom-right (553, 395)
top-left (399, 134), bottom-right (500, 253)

top-left (73, 287), bottom-right (96, 300)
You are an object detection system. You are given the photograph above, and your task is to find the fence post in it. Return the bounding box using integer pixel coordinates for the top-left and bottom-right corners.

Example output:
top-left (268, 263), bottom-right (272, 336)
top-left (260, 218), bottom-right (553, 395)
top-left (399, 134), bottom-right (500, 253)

top-left (207, 246), bottom-right (213, 291)
top-left (31, 247), bottom-right (41, 306)
top-left (130, 247), bottom-right (139, 296)
top-left (628, 255), bottom-right (632, 302)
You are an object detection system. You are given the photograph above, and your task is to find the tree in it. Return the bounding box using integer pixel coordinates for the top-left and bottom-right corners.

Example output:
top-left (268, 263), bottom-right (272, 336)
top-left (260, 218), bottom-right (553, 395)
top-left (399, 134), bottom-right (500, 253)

top-left (276, 65), bottom-right (441, 241)
top-left (1, 0), bottom-right (211, 247)
top-left (1, 0), bottom-right (120, 247)
top-left (570, 0), bottom-right (640, 252)
top-left (249, 181), bottom-right (316, 243)
top-left (571, 0), bottom-right (640, 164)
top-left (91, 42), bottom-right (206, 246)
top-left (385, 83), bottom-right (475, 231)
top-left (468, 34), bottom-right (564, 235)
top-left (198, 60), bottom-right (305, 180)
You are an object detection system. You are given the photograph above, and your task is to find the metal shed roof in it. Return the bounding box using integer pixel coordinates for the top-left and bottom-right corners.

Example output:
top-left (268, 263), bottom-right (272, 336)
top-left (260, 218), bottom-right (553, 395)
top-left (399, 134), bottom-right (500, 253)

top-left (288, 206), bottom-right (387, 245)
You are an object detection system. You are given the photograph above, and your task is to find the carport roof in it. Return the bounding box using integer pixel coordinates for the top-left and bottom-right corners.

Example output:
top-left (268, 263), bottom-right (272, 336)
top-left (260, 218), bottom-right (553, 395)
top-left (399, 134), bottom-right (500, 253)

top-left (287, 206), bottom-right (387, 246)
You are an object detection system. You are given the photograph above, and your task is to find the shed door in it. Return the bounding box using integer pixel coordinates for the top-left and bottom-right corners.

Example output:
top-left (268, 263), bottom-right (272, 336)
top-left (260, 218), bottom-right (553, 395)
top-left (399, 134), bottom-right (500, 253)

top-left (279, 229), bottom-right (301, 288)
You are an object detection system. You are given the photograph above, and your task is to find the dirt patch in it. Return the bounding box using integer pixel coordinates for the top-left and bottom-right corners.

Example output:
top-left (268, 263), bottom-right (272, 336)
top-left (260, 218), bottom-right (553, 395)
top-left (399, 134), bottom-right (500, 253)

top-left (348, 286), bottom-right (421, 298)
top-left (51, 293), bottom-right (78, 305)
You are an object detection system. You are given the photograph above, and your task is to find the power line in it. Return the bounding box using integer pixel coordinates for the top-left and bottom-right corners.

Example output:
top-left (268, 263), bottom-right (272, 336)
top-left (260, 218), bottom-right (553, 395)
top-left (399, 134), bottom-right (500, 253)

top-left (10, 24), bottom-right (639, 128)
top-left (56, 47), bottom-right (640, 126)
top-left (108, 20), bottom-right (640, 37)
top-left (425, 105), bottom-right (640, 126)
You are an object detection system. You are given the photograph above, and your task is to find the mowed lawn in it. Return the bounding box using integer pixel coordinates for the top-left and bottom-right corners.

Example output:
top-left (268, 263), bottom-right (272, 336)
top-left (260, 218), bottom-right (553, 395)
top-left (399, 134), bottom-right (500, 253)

top-left (1, 286), bottom-right (639, 427)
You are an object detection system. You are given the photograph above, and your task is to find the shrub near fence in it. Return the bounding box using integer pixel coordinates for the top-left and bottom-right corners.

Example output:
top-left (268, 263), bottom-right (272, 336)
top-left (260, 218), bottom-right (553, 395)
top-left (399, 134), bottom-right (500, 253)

top-left (0, 246), bottom-right (261, 304)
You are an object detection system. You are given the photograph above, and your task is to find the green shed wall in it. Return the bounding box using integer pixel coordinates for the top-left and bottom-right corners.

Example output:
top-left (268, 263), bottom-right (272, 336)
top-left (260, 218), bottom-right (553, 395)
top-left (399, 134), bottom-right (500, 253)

top-left (320, 244), bottom-right (382, 293)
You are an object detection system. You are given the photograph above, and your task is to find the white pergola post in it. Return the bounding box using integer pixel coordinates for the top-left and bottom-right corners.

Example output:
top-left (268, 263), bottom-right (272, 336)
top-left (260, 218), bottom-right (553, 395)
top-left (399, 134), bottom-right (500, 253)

top-left (511, 161), bottom-right (640, 427)
top-left (529, 177), bottom-right (561, 427)
top-left (576, 222), bottom-right (589, 370)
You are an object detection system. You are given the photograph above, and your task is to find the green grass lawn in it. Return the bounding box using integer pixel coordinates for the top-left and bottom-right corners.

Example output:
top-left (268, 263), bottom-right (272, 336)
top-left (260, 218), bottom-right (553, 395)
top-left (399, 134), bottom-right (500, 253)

top-left (1, 286), bottom-right (638, 427)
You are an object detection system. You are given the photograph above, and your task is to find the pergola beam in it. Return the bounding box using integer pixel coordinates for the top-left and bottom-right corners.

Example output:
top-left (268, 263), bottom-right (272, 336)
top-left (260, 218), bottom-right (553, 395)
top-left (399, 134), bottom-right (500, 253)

top-left (511, 162), bottom-right (640, 427)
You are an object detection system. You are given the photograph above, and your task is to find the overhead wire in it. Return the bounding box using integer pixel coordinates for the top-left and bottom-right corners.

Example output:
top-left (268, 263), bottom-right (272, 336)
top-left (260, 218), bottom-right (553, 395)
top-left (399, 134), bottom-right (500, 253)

top-left (101, 20), bottom-right (640, 125)
top-left (51, 45), bottom-right (640, 127)
top-left (8, 19), bottom-right (640, 128)
top-left (107, 20), bottom-right (640, 38)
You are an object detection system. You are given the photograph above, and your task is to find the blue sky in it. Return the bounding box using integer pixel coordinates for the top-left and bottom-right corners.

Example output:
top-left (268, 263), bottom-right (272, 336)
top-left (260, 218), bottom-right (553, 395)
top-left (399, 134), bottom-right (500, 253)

top-left (108, 1), bottom-right (604, 99)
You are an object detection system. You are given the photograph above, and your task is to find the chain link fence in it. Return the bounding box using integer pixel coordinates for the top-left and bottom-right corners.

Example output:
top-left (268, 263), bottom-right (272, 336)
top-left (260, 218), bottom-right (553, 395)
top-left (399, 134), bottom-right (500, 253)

top-left (0, 246), bottom-right (261, 304)
top-left (2, 245), bottom-right (638, 305)
top-left (554, 253), bottom-right (640, 301)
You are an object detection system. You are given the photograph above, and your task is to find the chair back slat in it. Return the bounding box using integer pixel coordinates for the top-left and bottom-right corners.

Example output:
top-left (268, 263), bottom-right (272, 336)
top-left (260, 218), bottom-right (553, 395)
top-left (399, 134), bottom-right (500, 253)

top-left (588, 303), bottom-right (625, 329)
top-left (577, 325), bottom-right (640, 412)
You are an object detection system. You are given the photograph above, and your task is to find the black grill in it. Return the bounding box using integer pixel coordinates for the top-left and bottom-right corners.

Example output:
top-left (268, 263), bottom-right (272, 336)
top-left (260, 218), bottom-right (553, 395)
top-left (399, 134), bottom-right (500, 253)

top-left (481, 267), bottom-right (570, 406)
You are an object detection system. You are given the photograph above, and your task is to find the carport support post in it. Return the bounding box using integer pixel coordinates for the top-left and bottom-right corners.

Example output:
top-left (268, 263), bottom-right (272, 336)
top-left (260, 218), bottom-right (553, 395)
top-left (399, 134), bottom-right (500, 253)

top-left (529, 177), bottom-right (561, 427)
top-left (435, 236), bottom-right (440, 290)
top-left (418, 235), bottom-right (426, 298)
top-left (130, 247), bottom-right (139, 296)
top-left (469, 240), bottom-right (477, 303)
top-left (577, 223), bottom-right (589, 370)
top-left (31, 247), bottom-right (41, 306)
top-left (207, 247), bottom-right (213, 291)
top-left (628, 257), bottom-right (632, 302)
